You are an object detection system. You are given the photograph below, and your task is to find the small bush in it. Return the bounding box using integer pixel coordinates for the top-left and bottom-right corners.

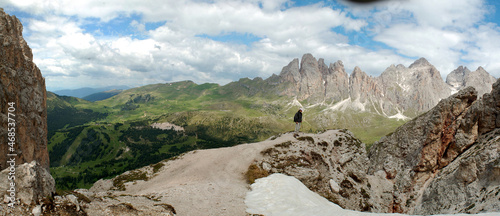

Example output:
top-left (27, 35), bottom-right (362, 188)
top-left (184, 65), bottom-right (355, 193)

top-left (73, 192), bottom-right (92, 203)
top-left (297, 136), bottom-right (314, 143)
top-left (154, 203), bottom-right (176, 214)
top-left (260, 147), bottom-right (276, 155)
top-left (275, 141), bottom-right (292, 148)
top-left (245, 164), bottom-right (269, 184)
top-left (113, 170), bottom-right (148, 191)
top-left (318, 141), bottom-right (328, 147)
top-left (151, 162), bottom-right (165, 173)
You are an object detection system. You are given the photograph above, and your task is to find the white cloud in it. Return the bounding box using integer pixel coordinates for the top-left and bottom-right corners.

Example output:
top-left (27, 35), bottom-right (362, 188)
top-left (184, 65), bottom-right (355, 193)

top-left (130, 20), bottom-right (145, 32)
top-left (401, 0), bottom-right (487, 30)
top-left (464, 23), bottom-right (500, 77)
top-left (374, 24), bottom-right (465, 74)
top-left (351, 0), bottom-right (497, 77)
top-left (10, 0), bottom-right (371, 90)
top-left (3, 0), bottom-right (499, 90)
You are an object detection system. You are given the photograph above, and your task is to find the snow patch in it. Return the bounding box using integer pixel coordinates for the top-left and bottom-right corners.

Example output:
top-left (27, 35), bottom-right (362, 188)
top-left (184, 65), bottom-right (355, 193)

top-left (449, 85), bottom-right (459, 95)
top-left (306, 101), bottom-right (326, 109)
top-left (287, 98), bottom-right (303, 109)
top-left (323, 97), bottom-right (366, 112)
top-left (388, 111), bottom-right (410, 121)
top-left (398, 82), bottom-right (411, 93)
top-left (245, 173), bottom-right (498, 216)
top-left (324, 97), bottom-right (351, 112)
top-left (352, 97), bottom-right (366, 112)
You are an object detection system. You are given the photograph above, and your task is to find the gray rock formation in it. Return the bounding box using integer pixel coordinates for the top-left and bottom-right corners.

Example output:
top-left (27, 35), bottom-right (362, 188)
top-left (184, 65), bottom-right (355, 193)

top-left (0, 8), bottom-right (55, 209)
top-left (0, 161), bottom-right (55, 205)
top-left (377, 58), bottom-right (452, 114)
top-left (413, 129), bottom-right (499, 214)
top-left (275, 54), bottom-right (495, 118)
top-left (324, 60), bottom-right (349, 104)
top-left (447, 66), bottom-right (497, 97)
top-left (257, 130), bottom-right (374, 212)
top-left (368, 78), bottom-right (500, 214)
top-left (252, 78), bottom-right (500, 214)
top-left (298, 54), bottom-right (325, 102)
top-left (446, 66), bottom-right (471, 89)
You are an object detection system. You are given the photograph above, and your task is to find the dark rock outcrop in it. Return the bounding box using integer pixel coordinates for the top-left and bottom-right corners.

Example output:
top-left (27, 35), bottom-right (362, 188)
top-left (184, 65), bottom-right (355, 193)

top-left (368, 79), bottom-right (500, 214)
top-left (0, 8), bottom-right (54, 208)
top-left (0, 8), bottom-right (49, 170)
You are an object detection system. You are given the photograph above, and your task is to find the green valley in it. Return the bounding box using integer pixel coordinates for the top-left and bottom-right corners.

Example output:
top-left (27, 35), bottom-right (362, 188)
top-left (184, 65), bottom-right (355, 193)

top-left (47, 79), bottom-right (406, 190)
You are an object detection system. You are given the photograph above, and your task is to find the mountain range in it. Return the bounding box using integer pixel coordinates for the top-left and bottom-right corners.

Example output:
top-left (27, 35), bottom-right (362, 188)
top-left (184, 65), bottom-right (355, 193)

top-left (52, 86), bottom-right (130, 99)
top-left (43, 53), bottom-right (497, 190)
top-left (274, 54), bottom-right (496, 116)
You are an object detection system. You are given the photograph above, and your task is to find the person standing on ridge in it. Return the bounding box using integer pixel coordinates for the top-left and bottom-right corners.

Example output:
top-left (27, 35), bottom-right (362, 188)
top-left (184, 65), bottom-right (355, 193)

top-left (294, 108), bottom-right (303, 134)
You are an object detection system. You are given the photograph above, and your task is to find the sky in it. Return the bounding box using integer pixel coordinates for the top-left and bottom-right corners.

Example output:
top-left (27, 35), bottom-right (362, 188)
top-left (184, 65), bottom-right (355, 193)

top-left (2, 0), bottom-right (500, 91)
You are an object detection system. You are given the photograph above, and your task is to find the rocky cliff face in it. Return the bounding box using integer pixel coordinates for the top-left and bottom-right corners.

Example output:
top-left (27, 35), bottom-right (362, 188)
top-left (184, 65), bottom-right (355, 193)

top-left (368, 78), bottom-right (500, 214)
top-left (0, 8), bottom-right (54, 208)
top-left (447, 66), bottom-right (497, 97)
top-left (275, 54), bottom-right (495, 118)
top-left (378, 58), bottom-right (452, 114)
top-left (446, 66), bottom-right (471, 89)
top-left (0, 8), bottom-right (49, 170)
top-left (258, 130), bottom-right (373, 211)
top-left (252, 79), bottom-right (500, 214)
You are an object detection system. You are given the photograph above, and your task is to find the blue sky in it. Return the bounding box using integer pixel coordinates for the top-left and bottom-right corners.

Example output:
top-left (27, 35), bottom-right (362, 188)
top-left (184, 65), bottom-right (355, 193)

top-left (2, 0), bottom-right (499, 91)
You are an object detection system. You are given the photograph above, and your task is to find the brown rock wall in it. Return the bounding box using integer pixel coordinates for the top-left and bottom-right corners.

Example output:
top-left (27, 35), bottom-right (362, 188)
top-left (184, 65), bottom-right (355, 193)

top-left (0, 9), bottom-right (49, 170)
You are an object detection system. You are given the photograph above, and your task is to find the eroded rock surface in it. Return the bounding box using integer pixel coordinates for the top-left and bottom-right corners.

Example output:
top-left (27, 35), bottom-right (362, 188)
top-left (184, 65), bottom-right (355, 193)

top-left (0, 8), bottom-right (49, 170)
top-left (369, 79), bottom-right (500, 214)
top-left (0, 8), bottom-right (54, 210)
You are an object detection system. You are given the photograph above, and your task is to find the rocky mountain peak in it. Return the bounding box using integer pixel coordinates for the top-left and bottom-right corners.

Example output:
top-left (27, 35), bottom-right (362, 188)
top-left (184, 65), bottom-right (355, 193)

top-left (458, 65), bottom-right (469, 72)
top-left (446, 66), bottom-right (471, 89)
top-left (278, 57), bottom-right (300, 83)
top-left (273, 53), bottom-right (494, 116)
top-left (447, 66), bottom-right (466, 84)
top-left (300, 53), bottom-right (317, 69)
top-left (446, 65), bottom-right (496, 97)
top-left (318, 58), bottom-right (329, 76)
top-left (351, 66), bottom-right (364, 78)
top-left (332, 60), bottom-right (344, 70)
top-left (409, 57), bottom-right (431, 68)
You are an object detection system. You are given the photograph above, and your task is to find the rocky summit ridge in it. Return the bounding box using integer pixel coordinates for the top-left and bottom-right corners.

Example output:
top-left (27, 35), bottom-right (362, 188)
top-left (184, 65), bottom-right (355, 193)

top-left (275, 53), bottom-right (496, 118)
top-left (446, 65), bottom-right (497, 97)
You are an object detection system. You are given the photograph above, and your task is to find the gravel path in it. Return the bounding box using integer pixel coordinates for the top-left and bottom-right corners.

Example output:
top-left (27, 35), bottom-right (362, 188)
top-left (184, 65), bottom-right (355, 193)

top-left (124, 133), bottom-right (296, 216)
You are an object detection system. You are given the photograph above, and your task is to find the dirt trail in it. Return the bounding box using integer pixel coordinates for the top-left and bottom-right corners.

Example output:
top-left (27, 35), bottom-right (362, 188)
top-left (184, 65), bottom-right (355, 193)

top-left (124, 133), bottom-right (296, 216)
